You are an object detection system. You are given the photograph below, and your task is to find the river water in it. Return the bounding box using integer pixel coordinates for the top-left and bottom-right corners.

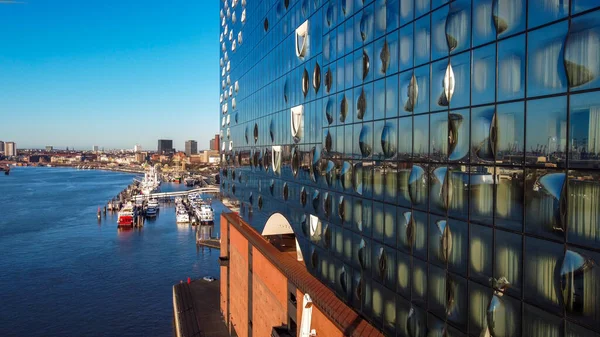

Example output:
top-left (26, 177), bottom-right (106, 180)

top-left (0, 167), bottom-right (224, 336)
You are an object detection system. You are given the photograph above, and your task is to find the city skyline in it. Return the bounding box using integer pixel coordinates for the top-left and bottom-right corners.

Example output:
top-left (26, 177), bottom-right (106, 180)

top-left (0, 0), bottom-right (220, 150)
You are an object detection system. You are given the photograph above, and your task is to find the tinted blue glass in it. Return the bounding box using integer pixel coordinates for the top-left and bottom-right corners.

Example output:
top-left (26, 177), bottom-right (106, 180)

top-left (527, 21), bottom-right (569, 97)
top-left (497, 34), bottom-right (525, 101)
top-left (528, 0), bottom-right (568, 28)
top-left (572, 0), bottom-right (600, 14)
top-left (431, 5), bottom-right (450, 61)
top-left (472, 0), bottom-right (495, 47)
top-left (526, 96), bottom-right (567, 167)
top-left (471, 44), bottom-right (496, 106)
top-left (399, 24), bottom-right (414, 71)
top-left (414, 15), bottom-right (431, 66)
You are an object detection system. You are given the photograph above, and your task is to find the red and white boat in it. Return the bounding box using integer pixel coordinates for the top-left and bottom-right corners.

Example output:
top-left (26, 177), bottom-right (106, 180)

top-left (117, 203), bottom-right (135, 228)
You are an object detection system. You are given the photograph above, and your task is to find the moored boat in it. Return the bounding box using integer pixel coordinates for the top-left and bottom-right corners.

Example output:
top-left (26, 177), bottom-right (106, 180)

top-left (117, 203), bottom-right (135, 228)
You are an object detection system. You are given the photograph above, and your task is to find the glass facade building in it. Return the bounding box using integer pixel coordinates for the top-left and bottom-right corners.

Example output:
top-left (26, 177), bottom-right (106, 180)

top-left (219, 0), bottom-right (600, 336)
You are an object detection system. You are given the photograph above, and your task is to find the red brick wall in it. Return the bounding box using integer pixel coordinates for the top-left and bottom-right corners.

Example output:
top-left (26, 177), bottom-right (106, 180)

top-left (252, 247), bottom-right (288, 337)
top-left (229, 224), bottom-right (249, 337)
top-left (296, 289), bottom-right (345, 337)
top-left (220, 215), bottom-right (229, 320)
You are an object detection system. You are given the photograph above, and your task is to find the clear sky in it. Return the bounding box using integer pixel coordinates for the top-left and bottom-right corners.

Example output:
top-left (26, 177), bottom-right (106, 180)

top-left (0, 0), bottom-right (219, 151)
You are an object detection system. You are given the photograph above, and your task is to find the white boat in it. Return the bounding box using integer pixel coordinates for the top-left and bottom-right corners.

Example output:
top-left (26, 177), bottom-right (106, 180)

top-left (176, 211), bottom-right (190, 223)
top-left (197, 204), bottom-right (214, 225)
top-left (147, 198), bottom-right (159, 209)
top-left (140, 166), bottom-right (161, 195)
top-left (203, 276), bottom-right (215, 282)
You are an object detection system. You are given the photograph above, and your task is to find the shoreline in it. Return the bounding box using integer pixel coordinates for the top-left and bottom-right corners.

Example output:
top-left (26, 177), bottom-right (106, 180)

top-left (10, 165), bottom-right (144, 175)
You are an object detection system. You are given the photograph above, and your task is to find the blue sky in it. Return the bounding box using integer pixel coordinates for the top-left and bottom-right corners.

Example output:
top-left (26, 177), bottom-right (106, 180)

top-left (0, 0), bottom-right (219, 151)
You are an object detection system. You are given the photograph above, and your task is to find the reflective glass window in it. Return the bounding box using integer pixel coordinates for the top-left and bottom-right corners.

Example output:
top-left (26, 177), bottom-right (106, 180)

top-left (410, 209), bottom-right (427, 257)
top-left (399, 0), bottom-right (414, 26)
top-left (399, 24), bottom-right (414, 71)
top-left (570, 89), bottom-right (600, 169)
top-left (431, 5), bottom-right (450, 61)
top-left (572, 0), bottom-right (600, 14)
top-left (398, 115), bottom-right (413, 160)
top-left (396, 248), bottom-right (411, 298)
top-left (413, 65), bottom-right (430, 114)
top-left (470, 166), bottom-right (494, 225)
top-left (413, 113), bottom-right (429, 159)
top-left (472, 0), bottom-right (495, 47)
top-left (524, 168), bottom-right (567, 240)
top-left (523, 237), bottom-right (563, 314)
top-left (431, 58), bottom-right (450, 112)
top-left (385, 74), bottom-right (399, 118)
top-left (374, 79), bottom-right (386, 120)
top-left (450, 51), bottom-right (470, 109)
top-left (567, 170), bottom-right (600, 248)
top-left (430, 112), bottom-right (448, 162)
top-left (398, 164), bottom-right (412, 207)
top-left (448, 109), bottom-right (470, 162)
top-left (448, 165), bottom-right (469, 219)
top-left (471, 105), bottom-right (496, 163)
top-left (493, 0), bottom-right (525, 37)
top-left (414, 15), bottom-right (431, 66)
top-left (412, 258), bottom-right (428, 305)
top-left (494, 229), bottom-right (522, 297)
top-left (496, 101), bottom-right (524, 165)
top-left (495, 167), bottom-right (523, 231)
top-left (526, 96), bottom-right (567, 167)
top-left (497, 34), bottom-right (525, 101)
top-left (470, 224), bottom-right (493, 283)
top-left (387, 0), bottom-right (400, 32)
top-left (528, 0), bottom-right (568, 29)
top-left (472, 44), bottom-right (496, 106)
top-left (527, 21), bottom-right (569, 97)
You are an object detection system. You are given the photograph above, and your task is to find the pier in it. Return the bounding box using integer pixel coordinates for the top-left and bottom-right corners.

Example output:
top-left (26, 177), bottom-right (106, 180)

top-left (132, 187), bottom-right (219, 202)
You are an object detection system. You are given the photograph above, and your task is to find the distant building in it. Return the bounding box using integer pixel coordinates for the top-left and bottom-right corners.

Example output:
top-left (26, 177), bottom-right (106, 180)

top-left (157, 139), bottom-right (173, 154)
top-left (0, 141), bottom-right (4, 153)
top-left (5, 142), bottom-right (16, 156)
top-left (92, 145), bottom-right (99, 152)
top-left (45, 146), bottom-right (53, 152)
top-left (184, 140), bottom-right (198, 156)
top-left (134, 144), bottom-right (142, 153)
top-left (134, 152), bottom-right (147, 163)
top-left (209, 134), bottom-right (220, 151)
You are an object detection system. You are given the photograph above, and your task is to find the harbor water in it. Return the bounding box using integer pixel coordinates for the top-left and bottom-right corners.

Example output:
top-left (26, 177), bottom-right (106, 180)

top-left (0, 167), bottom-right (224, 337)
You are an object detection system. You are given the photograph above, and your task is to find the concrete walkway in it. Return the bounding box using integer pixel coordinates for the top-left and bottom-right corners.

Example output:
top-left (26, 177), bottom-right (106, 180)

top-left (172, 279), bottom-right (228, 337)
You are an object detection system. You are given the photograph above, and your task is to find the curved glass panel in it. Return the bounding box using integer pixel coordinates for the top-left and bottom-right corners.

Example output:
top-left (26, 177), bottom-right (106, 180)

top-left (359, 124), bottom-right (373, 157)
top-left (492, 0), bottom-right (525, 36)
top-left (527, 21), bottom-right (568, 97)
top-left (399, 71), bottom-right (419, 114)
top-left (449, 110), bottom-right (469, 162)
top-left (446, 0), bottom-right (470, 54)
top-left (381, 122), bottom-right (397, 159)
top-left (560, 249), bottom-right (598, 318)
top-left (471, 106), bottom-right (496, 163)
top-left (325, 98), bottom-right (334, 125)
top-left (565, 12), bottom-right (600, 91)
top-left (408, 165), bottom-right (428, 206)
